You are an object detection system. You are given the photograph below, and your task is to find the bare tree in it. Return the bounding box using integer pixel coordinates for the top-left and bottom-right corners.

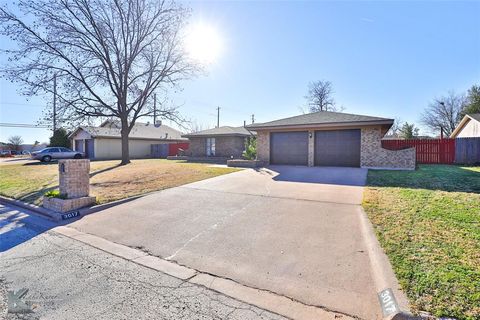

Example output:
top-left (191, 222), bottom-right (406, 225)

top-left (0, 0), bottom-right (198, 165)
top-left (421, 91), bottom-right (467, 136)
top-left (386, 117), bottom-right (402, 137)
top-left (305, 80), bottom-right (336, 112)
top-left (8, 135), bottom-right (23, 151)
top-left (187, 120), bottom-right (211, 133)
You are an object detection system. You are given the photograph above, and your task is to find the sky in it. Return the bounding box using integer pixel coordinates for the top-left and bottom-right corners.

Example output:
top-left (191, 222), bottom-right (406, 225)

top-left (0, 0), bottom-right (479, 144)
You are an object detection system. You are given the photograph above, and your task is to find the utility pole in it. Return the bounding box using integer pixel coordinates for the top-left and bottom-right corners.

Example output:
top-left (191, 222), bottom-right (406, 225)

top-left (216, 106), bottom-right (220, 128)
top-left (251, 114), bottom-right (255, 124)
top-left (53, 74), bottom-right (57, 132)
top-left (153, 93), bottom-right (157, 125)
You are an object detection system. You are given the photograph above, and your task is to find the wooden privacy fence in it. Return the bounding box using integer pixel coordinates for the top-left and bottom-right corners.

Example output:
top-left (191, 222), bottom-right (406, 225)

top-left (381, 139), bottom-right (456, 164)
top-left (455, 137), bottom-right (480, 164)
top-left (151, 142), bottom-right (190, 158)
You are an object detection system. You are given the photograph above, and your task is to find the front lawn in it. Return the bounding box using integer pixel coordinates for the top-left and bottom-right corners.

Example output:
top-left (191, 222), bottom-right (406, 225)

top-left (0, 159), bottom-right (239, 205)
top-left (363, 165), bottom-right (480, 320)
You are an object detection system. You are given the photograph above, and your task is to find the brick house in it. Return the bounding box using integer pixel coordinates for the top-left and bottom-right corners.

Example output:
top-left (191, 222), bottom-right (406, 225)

top-left (182, 126), bottom-right (255, 159)
top-left (247, 111), bottom-right (415, 170)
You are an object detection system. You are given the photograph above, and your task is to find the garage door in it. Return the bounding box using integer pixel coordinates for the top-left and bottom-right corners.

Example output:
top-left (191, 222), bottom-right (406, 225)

top-left (314, 129), bottom-right (361, 167)
top-left (270, 131), bottom-right (309, 165)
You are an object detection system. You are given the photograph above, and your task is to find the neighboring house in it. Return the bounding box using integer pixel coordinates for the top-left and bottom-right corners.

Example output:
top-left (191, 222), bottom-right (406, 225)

top-left (450, 114), bottom-right (480, 138)
top-left (247, 111), bottom-right (415, 170)
top-left (69, 120), bottom-right (186, 160)
top-left (182, 126), bottom-right (255, 158)
top-left (20, 143), bottom-right (48, 152)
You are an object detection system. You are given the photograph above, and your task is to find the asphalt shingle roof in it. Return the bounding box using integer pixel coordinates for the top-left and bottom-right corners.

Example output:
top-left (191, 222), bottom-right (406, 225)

top-left (78, 122), bottom-right (185, 140)
top-left (182, 126), bottom-right (255, 137)
top-left (468, 113), bottom-right (480, 122)
top-left (247, 111), bottom-right (393, 129)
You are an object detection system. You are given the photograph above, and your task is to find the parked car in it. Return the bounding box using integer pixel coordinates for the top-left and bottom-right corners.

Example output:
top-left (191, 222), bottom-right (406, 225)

top-left (0, 150), bottom-right (16, 157)
top-left (31, 147), bottom-right (84, 162)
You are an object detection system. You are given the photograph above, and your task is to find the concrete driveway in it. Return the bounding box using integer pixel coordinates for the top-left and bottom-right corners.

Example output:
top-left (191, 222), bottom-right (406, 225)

top-left (69, 166), bottom-right (380, 319)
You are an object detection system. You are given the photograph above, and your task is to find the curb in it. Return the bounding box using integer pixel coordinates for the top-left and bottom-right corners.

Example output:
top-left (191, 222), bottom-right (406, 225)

top-left (358, 207), bottom-right (413, 320)
top-left (2, 202), bottom-right (357, 320)
top-left (0, 196), bottom-right (57, 221)
top-left (0, 194), bottom-right (147, 222)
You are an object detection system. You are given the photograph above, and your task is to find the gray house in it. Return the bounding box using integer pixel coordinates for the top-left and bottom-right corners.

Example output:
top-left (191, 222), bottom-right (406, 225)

top-left (182, 126), bottom-right (255, 158)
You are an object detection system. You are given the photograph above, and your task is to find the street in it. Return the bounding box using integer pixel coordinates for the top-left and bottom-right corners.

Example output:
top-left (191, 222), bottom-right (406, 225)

top-left (0, 204), bottom-right (285, 320)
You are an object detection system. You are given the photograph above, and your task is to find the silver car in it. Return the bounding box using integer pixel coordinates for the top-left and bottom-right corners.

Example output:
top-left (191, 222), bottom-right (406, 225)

top-left (31, 147), bottom-right (84, 162)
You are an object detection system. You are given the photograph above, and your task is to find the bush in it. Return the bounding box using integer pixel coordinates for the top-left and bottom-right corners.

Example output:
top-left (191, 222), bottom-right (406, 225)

top-left (44, 190), bottom-right (67, 199)
top-left (242, 137), bottom-right (256, 160)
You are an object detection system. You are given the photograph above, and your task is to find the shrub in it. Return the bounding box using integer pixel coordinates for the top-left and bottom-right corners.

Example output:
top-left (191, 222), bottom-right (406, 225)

top-left (242, 137), bottom-right (256, 160)
top-left (44, 190), bottom-right (67, 199)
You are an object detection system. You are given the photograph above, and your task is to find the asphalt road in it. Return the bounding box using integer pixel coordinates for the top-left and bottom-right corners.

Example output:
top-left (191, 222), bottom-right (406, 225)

top-left (0, 205), bottom-right (286, 320)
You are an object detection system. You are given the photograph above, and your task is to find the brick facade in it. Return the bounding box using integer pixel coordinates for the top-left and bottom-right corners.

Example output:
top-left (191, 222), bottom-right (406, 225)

top-left (188, 136), bottom-right (247, 158)
top-left (256, 131), bottom-right (270, 163)
top-left (255, 127), bottom-right (416, 170)
top-left (360, 127), bottom-right (416, 170)
top-left (43, 196), bottom-right (96, 213)
top-left (59, 159), bottom-right (90, 198)
top-left (308, 130), bottom-right (314, 166)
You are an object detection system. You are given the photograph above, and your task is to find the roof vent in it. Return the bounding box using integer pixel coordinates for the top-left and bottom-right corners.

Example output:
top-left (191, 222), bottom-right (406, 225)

top-left (155, 120), bottom-right (162, 127)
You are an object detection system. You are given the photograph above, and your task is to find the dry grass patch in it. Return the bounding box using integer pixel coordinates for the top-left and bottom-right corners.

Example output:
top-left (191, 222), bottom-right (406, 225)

top-left (0, 159), bottom-right (239, 205)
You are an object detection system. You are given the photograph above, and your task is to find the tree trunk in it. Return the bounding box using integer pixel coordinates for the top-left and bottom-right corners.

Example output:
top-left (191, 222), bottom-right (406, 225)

top-left (120, 118), bottom-right (130, 165)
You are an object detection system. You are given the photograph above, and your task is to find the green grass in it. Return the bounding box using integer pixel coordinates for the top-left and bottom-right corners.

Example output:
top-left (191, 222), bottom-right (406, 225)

top-left (363, 165), bottom-right (480, 319)
top-left (0, 159), bottom-right (239, 205)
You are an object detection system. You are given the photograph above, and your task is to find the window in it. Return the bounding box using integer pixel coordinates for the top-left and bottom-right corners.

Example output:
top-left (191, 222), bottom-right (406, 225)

top-left (206, 137), bottom-right (216, 156)
top-left (60, 147), bottom-right (72, 152)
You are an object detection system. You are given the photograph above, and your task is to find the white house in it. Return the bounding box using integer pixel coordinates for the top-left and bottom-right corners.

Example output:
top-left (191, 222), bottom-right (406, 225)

top-left (450, 114), bottom-right (480, 138)
top-left (69, 120), bottom-right (186, 159)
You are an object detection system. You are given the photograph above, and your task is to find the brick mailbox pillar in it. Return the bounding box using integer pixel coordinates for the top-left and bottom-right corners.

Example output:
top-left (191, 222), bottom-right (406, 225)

top-left (43, 159), bottom-right (96, 214)
top-left (59, 159), bottom-right (90, 198)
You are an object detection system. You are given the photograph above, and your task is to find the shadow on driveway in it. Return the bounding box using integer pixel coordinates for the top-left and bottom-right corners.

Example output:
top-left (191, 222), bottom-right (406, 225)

top-left (267, 165), bottom-right (368, 186)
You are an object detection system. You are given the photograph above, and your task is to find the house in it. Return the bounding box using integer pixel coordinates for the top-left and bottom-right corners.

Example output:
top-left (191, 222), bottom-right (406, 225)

top-left (182, 126), bottom-right (255, 158)
top-left (247, 111), bottom-right (416, 170)
top-left (69, 120), bottom-right (187, 159)
top-left (450, 113), bottom-right (480, 138)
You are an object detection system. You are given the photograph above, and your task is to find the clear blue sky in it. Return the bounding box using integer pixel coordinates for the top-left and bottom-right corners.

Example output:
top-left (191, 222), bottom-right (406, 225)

top-left (1, 0), bottom-right (479, 143)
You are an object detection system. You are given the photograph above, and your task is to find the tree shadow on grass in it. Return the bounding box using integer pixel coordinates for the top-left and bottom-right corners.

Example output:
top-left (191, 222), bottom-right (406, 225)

top-left (367, 165), bottom-right (480, 193)
top-left (16, 185), bottom-right (59, 205)
top-left (89, 163), bottom-right (122, 178)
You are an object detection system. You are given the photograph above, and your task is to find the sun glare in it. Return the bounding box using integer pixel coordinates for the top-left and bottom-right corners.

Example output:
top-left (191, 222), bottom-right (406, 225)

top-left (185, 22), bottom-right (222, 64)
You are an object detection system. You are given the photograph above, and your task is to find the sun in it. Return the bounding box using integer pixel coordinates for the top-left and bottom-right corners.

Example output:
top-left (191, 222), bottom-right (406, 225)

top-left (184, 22), bottom-right (222, 64)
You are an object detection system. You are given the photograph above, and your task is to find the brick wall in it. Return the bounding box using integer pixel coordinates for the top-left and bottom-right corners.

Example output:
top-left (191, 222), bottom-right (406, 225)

top-left (188, 137), bottom-right (206, 157)
top-left (308, 130), bottom-right (314, 166)
top-left (188, 136), bottom-right (247, 158)
top-left (256, 131), bottom-right (270, 163)
top-left (59, 159), bottom-right (90, 198)
top-left (43, 196), bottom-right (95, 213)
top-left (361, 127), bottom-right (416, 170)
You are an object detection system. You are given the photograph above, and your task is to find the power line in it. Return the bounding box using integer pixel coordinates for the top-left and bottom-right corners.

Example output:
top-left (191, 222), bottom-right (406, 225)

top-left (0, 122), bottom-right (51, 128)
top-left (0, 102), bottom-right (46, 107)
